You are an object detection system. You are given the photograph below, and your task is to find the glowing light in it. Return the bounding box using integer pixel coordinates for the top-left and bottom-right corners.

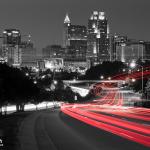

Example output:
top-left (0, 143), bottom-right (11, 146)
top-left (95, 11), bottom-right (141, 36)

top-left (96, 30), bottom-right (100, 38)
top-left (93, 11), bottom-right (98, 15)
top-left (107, 24), bottom-right (110, 36)
top-left (108, 77), bottom-right (111, 80)
top-left (94, 28), bottom-right (98, 33)
top-left (53, 80), bottom-right (57, 85)
top-left (100, 75), bottom-right (104, 79)
top-left (92, 23), bottom-right (96, 28)
top-left (99, 12), bottom-right (105, 20)
top-left (90, 15), bottom-right (94, 20)
top-left (94, 16), bottom-right (97, 20)
top-left (33, 67), bottom-right (39, 72)
top-left (122, 69), bottom-right (126, 72)
top-left (12, 31), bottom-right (19, 34)
top-left (61, 107), bottom-right (150, 147)
top-left (34, 81), bottom-right (37, 84)
top-left (93, 43), bottom-right (97, 54)
top-left (131, 78), bottom-right (136, 82)
top-left (44, 58), bottom-right (64, 70)
top-left (130, 61), bottom-right (136, 68)
top-left (60, 65), bottom-right (150, 148)
top-left (70, 86), bottom-right (89, 97)
top-left (64, 13), bottom-right (70, 24)
top-left (41, 75), bottom-right (45, 79)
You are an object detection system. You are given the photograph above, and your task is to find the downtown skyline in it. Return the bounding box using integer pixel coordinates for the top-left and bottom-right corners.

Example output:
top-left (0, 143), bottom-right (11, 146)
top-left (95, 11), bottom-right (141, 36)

top-left (0, 0), bottom-right (150, 53)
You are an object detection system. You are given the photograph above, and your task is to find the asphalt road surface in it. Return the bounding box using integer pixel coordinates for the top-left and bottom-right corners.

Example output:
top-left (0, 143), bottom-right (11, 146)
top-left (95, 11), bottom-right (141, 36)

top-left (18, 109), bottom-right (149, 150)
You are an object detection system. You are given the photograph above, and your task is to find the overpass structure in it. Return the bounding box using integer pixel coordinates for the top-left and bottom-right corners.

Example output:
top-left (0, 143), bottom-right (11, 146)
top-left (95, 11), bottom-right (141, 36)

top-left (70, 86), bottom-right (89, 97)
top-left (63, 80), bottom-right (125, 96)
top-left (63, 80), bottom-right (125, 85)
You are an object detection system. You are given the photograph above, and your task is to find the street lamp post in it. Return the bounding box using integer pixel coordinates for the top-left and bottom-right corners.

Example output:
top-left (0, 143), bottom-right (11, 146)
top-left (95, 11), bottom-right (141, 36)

top-left (141, 66), bottom-right (143, 94)
top-left (130, 61), bottom-right (144, 95)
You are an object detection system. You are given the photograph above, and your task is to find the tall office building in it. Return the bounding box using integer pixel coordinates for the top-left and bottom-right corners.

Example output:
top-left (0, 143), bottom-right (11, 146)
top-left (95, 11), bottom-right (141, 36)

top-left (110, 34), bottom-right (128, 61)
top-left (3, 29), bottom-right (21, 45)
top-left (63, 14), bottom-right (71, 47)
top-left (63, 14), bottom-right (87, 60)
top-left (1, 29), bottom-right (37, 67)
top-left (2, 45), bottom-right (22, 66)
top-left (20, 42), bottom-right (37, 68)
top-left (144, 41), bottom-right (150, 60)
top-left (87, 11), bottom-right (109, 64)
top-left (116, 40), bottom-right (145, 63)
top-left (2, 29), bottom-right (21, 65)
top-left (42, 45), bottom-right (64, 59)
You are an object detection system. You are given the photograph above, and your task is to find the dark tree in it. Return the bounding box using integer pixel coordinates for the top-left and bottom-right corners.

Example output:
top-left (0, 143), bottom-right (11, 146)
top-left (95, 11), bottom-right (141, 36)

top-left (0, 63), bottom-right (39, 112)
top-left (83, 61), bottom-right (127, 80)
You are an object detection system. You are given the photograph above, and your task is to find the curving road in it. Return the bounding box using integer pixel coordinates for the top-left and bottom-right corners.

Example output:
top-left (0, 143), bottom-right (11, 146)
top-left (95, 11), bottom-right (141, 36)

top-left (18, 109), bottom-right (149, 150)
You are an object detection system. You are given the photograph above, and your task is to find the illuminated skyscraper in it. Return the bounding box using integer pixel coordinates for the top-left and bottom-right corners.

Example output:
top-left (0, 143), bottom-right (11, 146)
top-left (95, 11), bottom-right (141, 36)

top-left (144, 41), bottom-right (150, 60)
top-left (87, 11), bottom-right (99, 60)
top-left (87, 11), bottom-right (109, 64)
top-left (116, 40), bottom-right (145, 63)
top-left (2, 29), bottom-right (21, 65)
top-left (3, 29), bottom-right (21, 45)
top-left (42, 45), bottom-right (64, 59)
top-left (109, 34), bottom-right (128, 62)
top-left (20, 42), bottom-right (37, 68)
top-left (63, 13), bottom-right (87, 60)
top-left (63, 14), bottom-right (71, 47)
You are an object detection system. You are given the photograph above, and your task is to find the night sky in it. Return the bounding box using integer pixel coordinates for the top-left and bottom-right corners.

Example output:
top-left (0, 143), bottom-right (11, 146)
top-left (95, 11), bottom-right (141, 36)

top-left (0, 0), bottom-right (150, 55)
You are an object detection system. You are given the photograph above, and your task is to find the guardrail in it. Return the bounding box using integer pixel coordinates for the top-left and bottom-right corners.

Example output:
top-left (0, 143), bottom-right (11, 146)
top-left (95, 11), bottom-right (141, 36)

top-left (1, 101), bottom-right (62, 115)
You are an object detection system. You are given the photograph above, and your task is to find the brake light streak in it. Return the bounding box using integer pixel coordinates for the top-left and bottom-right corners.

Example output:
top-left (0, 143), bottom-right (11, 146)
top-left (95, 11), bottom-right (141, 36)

top-left (61, 107), bottom-right (150, 147)
top-left (61, 68), bottom-right (150, 147)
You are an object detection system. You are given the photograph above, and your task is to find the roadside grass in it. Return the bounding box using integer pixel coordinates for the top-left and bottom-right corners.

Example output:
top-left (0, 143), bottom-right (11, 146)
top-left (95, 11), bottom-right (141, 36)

top-left (0, 111), bottom-right (32, 150)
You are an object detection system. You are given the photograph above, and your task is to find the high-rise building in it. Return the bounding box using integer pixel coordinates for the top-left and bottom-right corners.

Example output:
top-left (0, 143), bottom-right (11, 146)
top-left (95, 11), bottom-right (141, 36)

top-left (3, 45), bottom-right (22, 66)
top-left (63, 14), bottom-right (71, 48)
top-left (42, 45), bottom-right (64, 59)
top-left (1, 29), bottom-right (37, 67)
top-left (144, 41), bottom-right (150, 60)
top-left (63, 14), bottom-right (87, 60)
top-left (20, 42), bottom-right (37, 68)
top-left (87, 11), bottom-right (99, 62)
top-left (1, 29), bottom-right (21, 65)
top-left (3, 29), bottom-right (21, 45)
top-left (116, 40), bottom-right (145, 63)
top-left (110, 34), bottom-right (128, 61)
top-left (87, 11), bottom-right (109, 64)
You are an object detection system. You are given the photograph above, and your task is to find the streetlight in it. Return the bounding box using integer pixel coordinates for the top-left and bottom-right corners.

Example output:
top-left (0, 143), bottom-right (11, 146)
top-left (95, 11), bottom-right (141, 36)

top-left (51, 69), bottom-right (57, 108)
top-left (100, 75), bottom-right (104, 80)
top-left (131, 78), bottom-right (136, 82)
top-left (122, 68), bottom-right (126, 72)
top-left (108, 77), bottom-right (111, 80)
top-left (25, 73), bottom-right (29, 76)
top-left (53, 80), bottom-right (57, 85)
top-left (130, 61), bottom-right (144, 94)
top-left (130, 61), bottom-right (136, 68)
top-left (34, 80), bottom-right (37, 84)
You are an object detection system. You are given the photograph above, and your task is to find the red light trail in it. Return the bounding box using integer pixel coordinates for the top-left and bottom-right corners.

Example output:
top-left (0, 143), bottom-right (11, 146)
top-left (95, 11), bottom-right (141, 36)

top-left (61, 68), bottom-right (150, 147)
